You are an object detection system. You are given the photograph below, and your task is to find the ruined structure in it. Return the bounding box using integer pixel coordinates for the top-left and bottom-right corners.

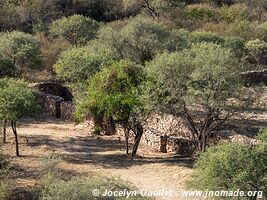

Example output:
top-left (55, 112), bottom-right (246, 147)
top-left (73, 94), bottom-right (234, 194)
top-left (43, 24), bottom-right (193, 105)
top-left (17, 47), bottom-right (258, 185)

top-left (32, 82), bottom-right (75, 119)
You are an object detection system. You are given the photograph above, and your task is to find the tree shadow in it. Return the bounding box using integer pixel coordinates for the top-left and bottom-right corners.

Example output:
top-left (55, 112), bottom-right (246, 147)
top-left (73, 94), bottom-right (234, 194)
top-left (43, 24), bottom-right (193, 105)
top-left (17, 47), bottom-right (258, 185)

top-left (222, 118), bottom-right (267, 136)
top-left (18, 134), bottom-right (193, 169)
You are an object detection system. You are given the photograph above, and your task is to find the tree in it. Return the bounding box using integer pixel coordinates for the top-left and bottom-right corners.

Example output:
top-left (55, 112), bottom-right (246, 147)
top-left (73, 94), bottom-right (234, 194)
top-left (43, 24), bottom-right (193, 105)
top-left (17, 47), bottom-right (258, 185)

top-left (245, 39), bottom-right (267, 67)
top-left (0, 78), bottom-right (40, 156)
top-left (76, 60), bottom-right (144, 157)
top-left (97, 16), bottom-right (189, 65)
top-left (0, 31), bottom-right (43, 77)
top-left (142, 43), bottom-right (253, 153)
top-left (188, 129), bottom-right (267, 199)
top-left (54, 47), bottom-right (116, 83)
top-left (50, 14), bottom-right (100, 46)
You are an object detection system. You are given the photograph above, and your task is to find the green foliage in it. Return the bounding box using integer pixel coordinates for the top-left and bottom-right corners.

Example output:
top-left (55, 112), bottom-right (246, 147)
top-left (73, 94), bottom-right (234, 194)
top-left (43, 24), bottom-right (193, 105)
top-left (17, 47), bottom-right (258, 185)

top-left (75, 60), bottom-right (143, 123)
top-left (0, 78), bottom-right (40, 121)
top-left (223, 36), bottom-right (245, 59)
top-left (165, 29), bottom-right (191, 52)
top-left (186, 3), bottom-right (218, 21)
top-left (0, 59), bottom-right (16, 77)
top-left (54, 47), bottom-right (116, 83)
top-left (97, 16), bottom-right (170, 64)
top-left (50, 14), bottom-right (100, 46)
top-left (189, 31), bottom-right (224, 44)
top-left (188, 131), bottom-right (267, 199)
top-left (143, 43), bottom-right (242, 111)
top-left (36, 174), bottom-right (149, 200)
top-left (0, 152), bottom-right (11, 200)
top-left (257, 21), bottom-right (267, 42)
top-left (0, 31), bottom-right (42, 77)
top-left (229, 20), bottom-right (252, 40)
top-left (245, 39), bottom-right (267, 66)
top-left (219, 3), bottom-right (250, 22)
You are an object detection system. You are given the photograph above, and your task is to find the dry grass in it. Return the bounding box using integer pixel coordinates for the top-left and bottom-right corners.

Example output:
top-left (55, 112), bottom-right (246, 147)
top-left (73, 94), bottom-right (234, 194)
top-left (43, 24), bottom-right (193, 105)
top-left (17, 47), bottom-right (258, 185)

top-left (1, 117), bottom-right (196, 200)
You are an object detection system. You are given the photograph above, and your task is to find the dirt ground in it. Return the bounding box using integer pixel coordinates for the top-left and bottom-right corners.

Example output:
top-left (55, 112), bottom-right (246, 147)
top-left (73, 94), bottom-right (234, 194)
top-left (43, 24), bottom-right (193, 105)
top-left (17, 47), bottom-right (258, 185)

top-left (1, 116), bottom-right (198, 200)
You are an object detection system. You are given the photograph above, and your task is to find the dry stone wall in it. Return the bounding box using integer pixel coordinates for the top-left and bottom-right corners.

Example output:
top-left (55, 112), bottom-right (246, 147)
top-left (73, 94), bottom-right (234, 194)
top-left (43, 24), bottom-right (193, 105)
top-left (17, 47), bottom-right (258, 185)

top-left (142, 114), bottom-right (193, 154)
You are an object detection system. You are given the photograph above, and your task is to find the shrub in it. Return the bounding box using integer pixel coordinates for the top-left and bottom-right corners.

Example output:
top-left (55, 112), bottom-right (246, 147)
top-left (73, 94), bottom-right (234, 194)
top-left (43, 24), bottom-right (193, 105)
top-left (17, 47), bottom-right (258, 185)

top-left (37, 174), bottom-right (149, 200)
top-left (165, 29), bottom-right (191, 52)
top-left (223, 36), bottom-right (246, 59)
top-left (229, 20), bottom-right (253, 40)
top-left (188, 130), bottom-right (267, 199)
top-left (0, 59), bottom-right (16, 77)
top-left (245, 39), bottom-right (267, 66)
top-left (186, 3), bottom-right (218, 21)
top-left (0, 152), bottom-right (11, 200)
top-left (219, 3), bottom-right (250, 23)
top-left (257, 21), bottom-right (267, 42)
top-left (50, 14), bottom-right (100, 46)
top-left (54, 47), bottom-right (116, 83)
top-left (189, 31), bottom-right (224, 44)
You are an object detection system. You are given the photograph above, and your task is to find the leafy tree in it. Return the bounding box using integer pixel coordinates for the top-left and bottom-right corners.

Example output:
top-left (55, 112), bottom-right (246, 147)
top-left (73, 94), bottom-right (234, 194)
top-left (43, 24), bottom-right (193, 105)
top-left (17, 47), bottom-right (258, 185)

top-left (76, 60), bottom-right (144, 157)
top-left (50, 14), bottom-right (100, 46)
top-left (0, 31), bottom-right (42, 77)
top-left (54, 47), bottom-right (116, 84)
top-left (142, 43), bottom-right (253, 153)
top-left (188, 129), bottom-right (267, 199)
top-left (0, 78), bottom-right (40, 156)
top-left (97, 16), bottom-right (190, 65)
top-left (245, 39), bottom-right (267, 67)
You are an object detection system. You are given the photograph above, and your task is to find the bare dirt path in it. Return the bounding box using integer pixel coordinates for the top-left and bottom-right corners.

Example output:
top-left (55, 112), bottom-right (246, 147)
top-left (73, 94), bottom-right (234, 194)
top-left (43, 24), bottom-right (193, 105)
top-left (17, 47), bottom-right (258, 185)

top-left (1, 117), bottom-right (199, 200)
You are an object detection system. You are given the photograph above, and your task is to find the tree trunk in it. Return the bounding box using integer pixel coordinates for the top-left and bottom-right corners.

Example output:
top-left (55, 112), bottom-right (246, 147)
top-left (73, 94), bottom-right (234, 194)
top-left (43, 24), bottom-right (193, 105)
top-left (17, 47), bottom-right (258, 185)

top-left (3, 120), bottom-right (7, 143)
top-left (124, 128), bottom-right (130, 155)
top-left (93, 115), bottom-right (103, 132)
top-left (103, 115), bottom-right (116, 135)
top-left (11, 121), bottom-right (20, 157)
top-left (131, 122), bottom-right (143, 157)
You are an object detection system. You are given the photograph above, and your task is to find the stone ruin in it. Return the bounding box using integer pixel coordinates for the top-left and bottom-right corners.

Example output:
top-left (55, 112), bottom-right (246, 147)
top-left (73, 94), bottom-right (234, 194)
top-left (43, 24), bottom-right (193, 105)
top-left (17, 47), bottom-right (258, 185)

top-left (32, 82), bottom-right (75, 119)
top-left (241, 69), bottom-right (267, 85)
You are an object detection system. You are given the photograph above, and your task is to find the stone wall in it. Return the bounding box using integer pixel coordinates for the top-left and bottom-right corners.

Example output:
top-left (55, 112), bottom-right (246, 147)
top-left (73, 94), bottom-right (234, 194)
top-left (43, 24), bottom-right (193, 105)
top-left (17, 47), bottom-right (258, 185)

top-left (241, 69), bottom-right (267, 85)
top-left (38, 92), bottom-right (64, 118)
top-left (60, 101), bottom-right (75, 120)
top-left (141, 114), bottom-right (192, 154)
top-left (32, 82), bottom-right (74, 101)
top-left (33, 82), bottom-right (75, 119)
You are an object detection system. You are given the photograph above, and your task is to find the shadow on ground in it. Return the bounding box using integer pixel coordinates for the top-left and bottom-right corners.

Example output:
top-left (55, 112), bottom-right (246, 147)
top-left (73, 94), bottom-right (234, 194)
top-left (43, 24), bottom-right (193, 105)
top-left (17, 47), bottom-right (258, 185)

top-left (20, 133), bottom-right (193, 169)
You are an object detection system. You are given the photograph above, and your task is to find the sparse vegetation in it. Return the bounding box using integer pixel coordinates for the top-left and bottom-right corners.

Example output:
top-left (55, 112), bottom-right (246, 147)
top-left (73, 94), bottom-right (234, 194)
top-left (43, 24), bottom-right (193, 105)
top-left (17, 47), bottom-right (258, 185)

top-left (0, 0), bottom-right (266, 199)
top-left (188, 129), bottom-right (267, 199)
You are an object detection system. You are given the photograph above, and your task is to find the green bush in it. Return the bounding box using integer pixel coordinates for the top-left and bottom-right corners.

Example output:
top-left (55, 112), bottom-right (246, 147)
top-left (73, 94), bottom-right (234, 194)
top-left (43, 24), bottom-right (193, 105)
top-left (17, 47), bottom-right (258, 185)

top-left (189, 31), bottom-right (224, 44)
top-left (36, 174), bottom-right (149, 200)
top-left (0, 59), bottom-right (16, 77)
top-left (186, 4), bottom-right (218, 21)
top-left (50, 14), bottom-right (100, 46)
top-left (223, 36), bottom-right (245, 59)
top-left (188, 130), bottom-right (267, 199)
top-left (0, 152), bottom-right (11, 200)
top-left (54, 47), bottom-right (116, 83)
top-left (257, 21), bottom-right (267, 42)
top-left (219, 3), bottom-right (250, 23)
